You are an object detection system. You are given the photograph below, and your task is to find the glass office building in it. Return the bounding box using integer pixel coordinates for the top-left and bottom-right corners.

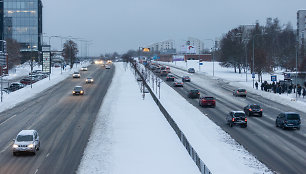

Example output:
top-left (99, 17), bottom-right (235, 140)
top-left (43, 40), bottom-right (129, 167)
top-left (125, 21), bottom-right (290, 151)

top-left (3, 0), bottom-right (42, 52)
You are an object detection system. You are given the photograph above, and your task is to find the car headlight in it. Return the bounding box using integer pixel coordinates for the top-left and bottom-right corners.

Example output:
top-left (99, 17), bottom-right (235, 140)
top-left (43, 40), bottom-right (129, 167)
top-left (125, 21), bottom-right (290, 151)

top-left (73, 91), bottom-right (75, 93)
top-left (13, 144), bottom-right (18, 148)
top-left (80, 91), bottom-right (84, 94)
top-left (28, 144), bottom-right (34, 148)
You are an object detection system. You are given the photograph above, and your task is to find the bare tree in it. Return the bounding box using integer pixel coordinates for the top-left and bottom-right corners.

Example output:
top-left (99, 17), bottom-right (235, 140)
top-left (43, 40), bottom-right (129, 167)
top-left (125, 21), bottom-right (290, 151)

top-left (62, 40), bottom-right (78, 68)
top-left (6, 38), bottom-right (21, 70)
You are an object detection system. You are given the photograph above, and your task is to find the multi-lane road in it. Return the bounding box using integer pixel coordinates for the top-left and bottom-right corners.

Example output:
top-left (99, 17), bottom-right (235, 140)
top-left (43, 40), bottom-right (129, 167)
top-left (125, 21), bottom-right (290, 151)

top-left (155, 65), bottom-right (306, 174)
top-left (0, 64), bottom-right (114, 174)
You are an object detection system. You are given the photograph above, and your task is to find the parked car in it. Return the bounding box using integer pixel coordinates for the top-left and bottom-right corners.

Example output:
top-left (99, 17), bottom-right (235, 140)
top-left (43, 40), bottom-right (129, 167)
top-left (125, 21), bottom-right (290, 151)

top-left (72, 72), bottom-right (81, 78)
top-left (85, 77), bottom-right (94, 83)
top-left (166, 74), bottom-right (175, 81)
top-left (20, 78), bottom-right (37, 85)
top-left (275, 112), bottom-right (301, 130)
top-left (244, 104), bottom-right (263, 117)
top-left (72, 86), bottom-right (84, 95)
top-left (160, 70), bottom-right (168, 76)
top-left (54, 63), bottom-right (61, 68)
top-left (6, 82), bottom-right (25, 92)
top-left (81, 66), bottom-right (88, 71)
top-left (226, 111), bottom-right (247, 128)
top-left (173, 80), bottom-right (184, 87)
top-left (233, 88), bottom-right (247, 97)
top-left (188, 89), bottom-right (200, 99)
top-left (182, 76), bottom-right (191, 82)
top-left (187, 68), bottom-right (195, 73)
top-left (12, 130), bottom-right (40, 156)
top-left (29, 70), bottom-right (42, 75)
top-left (105, 65), bottom-right (111, 69)
top-left (199, 96), bottom-right (216, 107)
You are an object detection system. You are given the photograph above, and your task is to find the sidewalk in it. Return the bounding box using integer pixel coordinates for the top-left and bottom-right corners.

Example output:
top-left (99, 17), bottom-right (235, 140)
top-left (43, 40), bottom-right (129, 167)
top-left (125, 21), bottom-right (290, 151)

top-left (77, 63), bottom-right (200, 174)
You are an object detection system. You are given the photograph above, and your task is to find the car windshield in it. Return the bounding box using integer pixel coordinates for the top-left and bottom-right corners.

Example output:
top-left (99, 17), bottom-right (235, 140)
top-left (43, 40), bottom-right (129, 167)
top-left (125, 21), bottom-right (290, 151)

top-left (204, 97), bottom-right (214, 100)
top-left (250, 105), bottom-right (261, 109)
top-left (87, 78), bottom-right (92, 80)
top-left (184, 76), bottom-right (189, 78)
top-left (74, 72), bottom-right (79, 74)
top-left (238, 89), bottom-right (246, 92)
top-left (287, 114), bottom-right (300, 120)
top-left (74, 87), bottom-right (83, 90)
top-left (234, 113), bottom-right (245, 117)
top-left (17, 135), bottom-right (33, 142)
top-left (191, 90), bottom-right (199, 93)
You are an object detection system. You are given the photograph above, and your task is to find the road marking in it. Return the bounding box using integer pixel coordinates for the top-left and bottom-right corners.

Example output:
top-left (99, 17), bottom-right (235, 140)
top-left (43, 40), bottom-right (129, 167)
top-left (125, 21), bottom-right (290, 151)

top-left (34, 169), bottom-right (38, 174)
top-left (0, 114), bottom-right (17, 126)
top-left (46, 153), bottom-right (50, 158)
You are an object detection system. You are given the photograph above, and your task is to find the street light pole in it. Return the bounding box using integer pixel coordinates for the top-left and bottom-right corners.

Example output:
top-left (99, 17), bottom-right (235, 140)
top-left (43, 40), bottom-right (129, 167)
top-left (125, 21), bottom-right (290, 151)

top-left (204, 39), bottom-right (215, 76)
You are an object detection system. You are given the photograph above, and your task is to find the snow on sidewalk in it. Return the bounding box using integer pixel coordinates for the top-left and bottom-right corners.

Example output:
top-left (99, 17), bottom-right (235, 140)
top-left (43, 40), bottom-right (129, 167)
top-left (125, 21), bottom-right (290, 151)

top-left (77, 63), bottom-right (200, 174)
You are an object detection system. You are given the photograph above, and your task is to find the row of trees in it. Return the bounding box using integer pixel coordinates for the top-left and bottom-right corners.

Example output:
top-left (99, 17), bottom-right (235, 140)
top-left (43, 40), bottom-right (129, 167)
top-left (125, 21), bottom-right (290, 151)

top-left (218, 18), bottom-right (305, 81)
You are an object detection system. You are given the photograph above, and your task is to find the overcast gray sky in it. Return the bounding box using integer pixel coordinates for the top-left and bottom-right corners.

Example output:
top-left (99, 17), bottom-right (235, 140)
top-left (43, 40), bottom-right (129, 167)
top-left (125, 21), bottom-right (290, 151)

top-left (42, 0), bottom-right (306, 56)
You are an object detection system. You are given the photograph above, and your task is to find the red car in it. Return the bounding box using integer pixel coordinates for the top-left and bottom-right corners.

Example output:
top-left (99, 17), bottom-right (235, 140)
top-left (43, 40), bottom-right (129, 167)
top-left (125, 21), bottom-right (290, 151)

top-left (20, 78), bottom-right (37, 85)
top-left (199, 97), bottom-right (216, 107)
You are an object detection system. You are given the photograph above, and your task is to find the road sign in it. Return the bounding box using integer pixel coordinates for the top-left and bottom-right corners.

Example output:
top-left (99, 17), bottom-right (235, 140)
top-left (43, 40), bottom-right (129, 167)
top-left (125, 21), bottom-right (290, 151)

top-left (271, 75), bottom-right (277, 82)
top-left (199, 62), bottom-right (203, 65)
top-left (252, 73), bottom-right (255, 78)
top-left (42, 52), bottom-right (51, 73)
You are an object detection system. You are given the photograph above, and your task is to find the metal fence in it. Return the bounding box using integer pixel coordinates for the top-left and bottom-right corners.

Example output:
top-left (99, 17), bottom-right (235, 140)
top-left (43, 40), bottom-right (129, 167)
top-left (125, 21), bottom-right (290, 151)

top-left (132, 62), bottom-right (212, 174)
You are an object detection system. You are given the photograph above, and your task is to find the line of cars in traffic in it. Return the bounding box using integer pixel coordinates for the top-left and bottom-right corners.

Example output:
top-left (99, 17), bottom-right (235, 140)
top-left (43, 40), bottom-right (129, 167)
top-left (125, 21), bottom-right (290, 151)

top-left (146, 62), bottom-right (301, 130)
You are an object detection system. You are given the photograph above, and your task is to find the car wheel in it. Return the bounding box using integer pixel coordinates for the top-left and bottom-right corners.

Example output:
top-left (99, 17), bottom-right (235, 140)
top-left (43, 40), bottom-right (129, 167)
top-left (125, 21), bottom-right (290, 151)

top-left (13, 152), bottom-right (17, 156)
top-left (242, 124), bottom-right (247, 128)
top-left (297, 127), bottom-right (300, 130)
top-left (229, 123), bottom-right (233, 127)
top-left (275, 121), bottom-right (278, 127)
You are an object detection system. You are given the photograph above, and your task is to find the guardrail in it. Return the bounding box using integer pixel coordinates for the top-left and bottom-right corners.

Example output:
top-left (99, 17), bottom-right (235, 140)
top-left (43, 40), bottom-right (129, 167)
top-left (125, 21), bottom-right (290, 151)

top-left (131, 61), bottom-right (212, 174)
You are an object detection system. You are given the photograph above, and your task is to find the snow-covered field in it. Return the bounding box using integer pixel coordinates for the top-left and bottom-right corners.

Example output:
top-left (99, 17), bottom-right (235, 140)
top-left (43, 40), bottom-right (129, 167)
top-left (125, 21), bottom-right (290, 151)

top-left (160, 61), bottom-right (306, 113)
top-left (77, 63), bottom-right (200, 174)
top-left (0, 62), bottom-right (90, 113)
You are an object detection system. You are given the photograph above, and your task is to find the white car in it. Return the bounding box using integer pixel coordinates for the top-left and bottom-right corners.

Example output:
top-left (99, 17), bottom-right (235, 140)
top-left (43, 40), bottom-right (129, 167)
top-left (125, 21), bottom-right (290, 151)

top-left (105, 65), bottom-right (111, 69)
top-left (85, 77), bottom-right (94, 83)
top-left (12, 130), bottom-right (40, 156)
top-left (73, 72), bottom-right (81, 78)
top-left (81, 67), bottom-right (88, 71)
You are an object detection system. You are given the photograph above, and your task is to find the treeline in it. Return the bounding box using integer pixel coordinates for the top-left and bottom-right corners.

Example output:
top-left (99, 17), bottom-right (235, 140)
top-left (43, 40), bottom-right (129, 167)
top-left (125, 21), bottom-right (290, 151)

top-left (218, 18), bottom-right (306, 81)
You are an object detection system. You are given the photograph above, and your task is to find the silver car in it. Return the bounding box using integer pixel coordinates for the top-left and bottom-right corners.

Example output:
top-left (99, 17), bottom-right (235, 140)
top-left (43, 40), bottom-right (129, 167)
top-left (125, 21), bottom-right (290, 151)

top-left (12, 130), bottom-right (40, 156)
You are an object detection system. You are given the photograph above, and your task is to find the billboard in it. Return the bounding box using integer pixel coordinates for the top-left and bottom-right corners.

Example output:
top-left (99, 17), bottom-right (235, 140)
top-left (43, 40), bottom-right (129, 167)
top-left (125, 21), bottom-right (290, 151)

top-left (173, 55), bottom-right (185, 61)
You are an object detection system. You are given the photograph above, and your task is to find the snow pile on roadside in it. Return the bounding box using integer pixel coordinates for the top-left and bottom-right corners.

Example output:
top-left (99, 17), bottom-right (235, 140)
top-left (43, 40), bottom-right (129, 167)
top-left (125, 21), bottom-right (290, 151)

top-left (77, 63), bottom-right (200, 174)
top-left (0, 62), bottom-right (91, 113)
top-left (160, 61), bottom-right (306, 113)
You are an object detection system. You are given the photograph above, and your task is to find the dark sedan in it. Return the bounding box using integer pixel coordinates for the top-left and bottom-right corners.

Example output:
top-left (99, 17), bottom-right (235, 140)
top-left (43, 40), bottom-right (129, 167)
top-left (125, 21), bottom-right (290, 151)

top-left (72, 86), bottom-right (84, 95)
top-left (244, 104), bottom-right (263, 117)
top-left (188, 89), bottom-right (200, 99)
top-left (166, 74), bottom-right (175, 81)
top-left (182, 76), bottom-right (191, 82)
top-left (20, 78), bottom-right (37, 85)
top-left (276, 112), bottom-right (301, 130)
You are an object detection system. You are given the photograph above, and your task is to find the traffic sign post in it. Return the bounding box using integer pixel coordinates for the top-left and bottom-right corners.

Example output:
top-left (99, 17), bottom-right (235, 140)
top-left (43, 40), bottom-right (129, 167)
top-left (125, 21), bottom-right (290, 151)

top-left (252, 73), bottom-right (255, 88)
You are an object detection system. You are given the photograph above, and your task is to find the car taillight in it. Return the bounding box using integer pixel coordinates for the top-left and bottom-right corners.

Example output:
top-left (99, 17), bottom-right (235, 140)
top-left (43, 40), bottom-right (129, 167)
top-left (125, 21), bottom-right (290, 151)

top-left (245, 118), bottom-right (247, 122)
top-left (198, 93), bottom-right (200, 95)
top-left (237, 91), bottom-right (239, 93)
top-left (260, 109), bottom-right (263, 111)
top-left (232, 118), bottom-right (235, 122)
top-left (249, 109), bottom-right (252, 111)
